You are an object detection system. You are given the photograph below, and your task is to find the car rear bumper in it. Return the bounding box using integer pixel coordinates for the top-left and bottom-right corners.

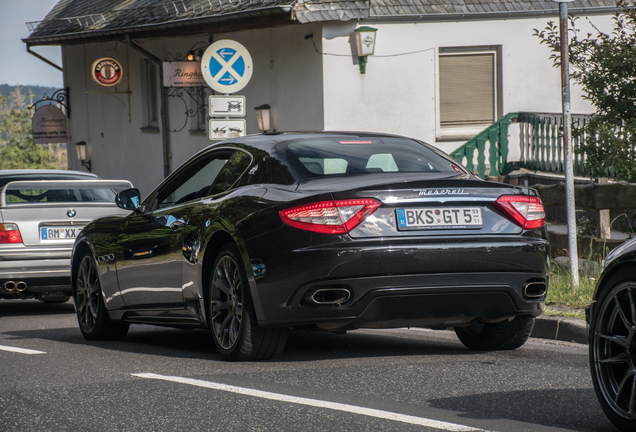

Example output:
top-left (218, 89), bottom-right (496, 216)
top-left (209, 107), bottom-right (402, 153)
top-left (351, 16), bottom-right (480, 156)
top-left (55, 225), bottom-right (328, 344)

top-left (258, 272), bottom-right (546, 329)
top-left (0, 246), bottom-right (72, 297)
top-left (244, 232), bottom-right (549, 328)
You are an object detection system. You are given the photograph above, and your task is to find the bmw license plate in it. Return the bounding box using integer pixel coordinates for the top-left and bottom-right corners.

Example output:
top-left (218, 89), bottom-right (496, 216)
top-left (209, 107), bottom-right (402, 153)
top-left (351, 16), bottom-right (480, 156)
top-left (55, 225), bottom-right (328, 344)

top-left (396, 208), bottom-right (482, 230)
top-left (40, 226), bottom-right (84, 241)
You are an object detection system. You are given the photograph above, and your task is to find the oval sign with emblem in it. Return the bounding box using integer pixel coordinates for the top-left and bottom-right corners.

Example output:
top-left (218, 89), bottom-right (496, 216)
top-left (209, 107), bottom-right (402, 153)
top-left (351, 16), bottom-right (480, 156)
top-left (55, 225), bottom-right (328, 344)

top-left (67, 209), bottom-right (76, 218)
top-left (91, 58), bottom-right (123, 87)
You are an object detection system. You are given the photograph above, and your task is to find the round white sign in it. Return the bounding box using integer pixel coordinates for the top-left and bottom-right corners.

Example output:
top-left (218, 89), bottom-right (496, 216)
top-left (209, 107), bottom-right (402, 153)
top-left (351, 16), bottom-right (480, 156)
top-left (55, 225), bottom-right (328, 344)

top-left (91, 58), bottom-right (123, 87)
top-left (201, 40), bottom-right (253, 94)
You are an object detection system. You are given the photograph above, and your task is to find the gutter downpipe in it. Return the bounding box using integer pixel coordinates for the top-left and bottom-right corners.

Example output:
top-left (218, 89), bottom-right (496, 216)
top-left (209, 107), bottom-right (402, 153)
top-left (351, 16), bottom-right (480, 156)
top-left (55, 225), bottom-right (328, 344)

top-left (26, 44), bottom-right (63, 72)
top-left (125, 34), bottom-right (171, 178)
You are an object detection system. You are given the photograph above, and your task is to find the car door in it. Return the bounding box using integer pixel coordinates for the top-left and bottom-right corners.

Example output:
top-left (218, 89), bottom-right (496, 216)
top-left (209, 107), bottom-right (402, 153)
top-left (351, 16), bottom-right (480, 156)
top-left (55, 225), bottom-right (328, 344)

top-left (115, 149), bottom-right (238, 308)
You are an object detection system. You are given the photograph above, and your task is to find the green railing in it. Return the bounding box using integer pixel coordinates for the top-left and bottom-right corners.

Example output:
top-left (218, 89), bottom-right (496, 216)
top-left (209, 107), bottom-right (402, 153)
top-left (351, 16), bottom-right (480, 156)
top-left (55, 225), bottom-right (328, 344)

top-left (450, 113), bottom-right (518, 179)
top-left (451, 112), bottom-right (591, 179)
top-left (517, 112), bottom-right (589, 176)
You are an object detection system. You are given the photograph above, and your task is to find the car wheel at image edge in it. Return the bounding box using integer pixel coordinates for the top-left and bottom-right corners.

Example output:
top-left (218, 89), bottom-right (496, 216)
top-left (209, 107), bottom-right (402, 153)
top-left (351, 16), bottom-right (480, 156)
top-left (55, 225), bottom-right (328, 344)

top-left (74, 251), bottom-right (129, 340)
top-left (590, 280), bottom-right (636, 432)
top-left (454, 316), bottom-right (535, 350)
top-left (208, 244), bottom-right (287, 361)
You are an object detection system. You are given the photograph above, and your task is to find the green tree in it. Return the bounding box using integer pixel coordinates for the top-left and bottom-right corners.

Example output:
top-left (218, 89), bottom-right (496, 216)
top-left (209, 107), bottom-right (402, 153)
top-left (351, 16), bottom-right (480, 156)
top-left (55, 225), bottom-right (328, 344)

top-left (0, 87), bottom-right (64, 170)
top-left (534, 1), bottom-right (636, 181)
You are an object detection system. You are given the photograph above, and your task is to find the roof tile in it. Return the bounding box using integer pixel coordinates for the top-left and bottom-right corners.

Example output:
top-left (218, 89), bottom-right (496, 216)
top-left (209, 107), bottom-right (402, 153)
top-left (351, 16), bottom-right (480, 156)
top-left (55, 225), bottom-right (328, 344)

top-left (26, 0), bottom-right (623, 42)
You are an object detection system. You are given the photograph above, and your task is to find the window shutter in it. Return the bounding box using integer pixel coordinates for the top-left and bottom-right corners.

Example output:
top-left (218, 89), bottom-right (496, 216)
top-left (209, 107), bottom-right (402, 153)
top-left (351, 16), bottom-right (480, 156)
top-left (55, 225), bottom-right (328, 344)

top-left (439, 53), bottom-right (495, 127)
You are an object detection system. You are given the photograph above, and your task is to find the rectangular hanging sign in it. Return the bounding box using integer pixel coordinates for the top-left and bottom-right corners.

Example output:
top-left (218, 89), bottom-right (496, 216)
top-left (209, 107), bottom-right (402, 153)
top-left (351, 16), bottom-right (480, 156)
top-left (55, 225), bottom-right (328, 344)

top-left (162, 62), bottom-right (206, 87)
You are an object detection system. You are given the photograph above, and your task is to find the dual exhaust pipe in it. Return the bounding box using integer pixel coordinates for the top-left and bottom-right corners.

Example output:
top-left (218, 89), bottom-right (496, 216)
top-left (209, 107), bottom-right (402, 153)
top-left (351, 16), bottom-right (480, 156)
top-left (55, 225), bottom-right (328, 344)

top-left (2, 281), bottom-right (27, 292)
top-left (304, 282), bottom-right (547, 306)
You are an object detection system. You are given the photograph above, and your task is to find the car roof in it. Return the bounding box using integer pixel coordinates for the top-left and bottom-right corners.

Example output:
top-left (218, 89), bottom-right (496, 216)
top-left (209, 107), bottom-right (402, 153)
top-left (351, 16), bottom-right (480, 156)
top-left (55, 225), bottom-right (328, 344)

top-left (204, 131), bottom-right (411, 153)
top-left (0, 169), bottom-right (99, 178)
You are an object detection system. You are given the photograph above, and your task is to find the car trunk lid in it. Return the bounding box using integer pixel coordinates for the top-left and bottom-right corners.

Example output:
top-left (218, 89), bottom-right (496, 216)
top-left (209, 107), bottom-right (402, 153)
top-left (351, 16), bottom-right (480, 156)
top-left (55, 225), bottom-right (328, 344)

top-left (297, 176), bottom-right (541, 238)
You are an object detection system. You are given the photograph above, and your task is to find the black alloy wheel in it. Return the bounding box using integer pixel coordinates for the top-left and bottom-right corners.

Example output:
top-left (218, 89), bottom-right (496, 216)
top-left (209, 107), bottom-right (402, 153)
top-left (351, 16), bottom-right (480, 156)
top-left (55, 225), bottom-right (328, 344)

top-left (74, 252), bottom-right (129, 340)
top-left (209, 244), bottom-right (287, 361)
top-left (454, 316), bottom-right (534, 350)
top-left (590, 281), bottom-right (636, 432)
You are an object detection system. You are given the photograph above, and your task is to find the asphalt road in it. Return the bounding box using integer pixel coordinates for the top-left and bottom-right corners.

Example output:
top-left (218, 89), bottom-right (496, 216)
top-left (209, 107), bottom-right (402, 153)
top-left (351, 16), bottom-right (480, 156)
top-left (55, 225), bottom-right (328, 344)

top-left (0, 299), bottom-right (616, 432)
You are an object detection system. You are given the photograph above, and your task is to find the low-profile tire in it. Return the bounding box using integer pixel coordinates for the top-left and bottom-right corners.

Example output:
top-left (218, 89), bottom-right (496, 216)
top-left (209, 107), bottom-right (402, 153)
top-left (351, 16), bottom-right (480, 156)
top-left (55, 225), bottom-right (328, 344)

top-left (589, 280), bottom-right (636, 432)
top-left (74, 251), bottom-right (129, 341)
top-left (454, 316), bottom-right (534, 350)
top-left (209, 244), bottom-right (287, 361)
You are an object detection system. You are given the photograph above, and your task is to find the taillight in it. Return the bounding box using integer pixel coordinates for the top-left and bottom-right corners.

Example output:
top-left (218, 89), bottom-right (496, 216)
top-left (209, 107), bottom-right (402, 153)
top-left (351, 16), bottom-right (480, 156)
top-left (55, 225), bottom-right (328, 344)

top-left (0, 223), bottom-right (23, 244)
top-left (493, 195), bottom-right (546, 230)
top-left (280, 199), bottom-right (381, 234)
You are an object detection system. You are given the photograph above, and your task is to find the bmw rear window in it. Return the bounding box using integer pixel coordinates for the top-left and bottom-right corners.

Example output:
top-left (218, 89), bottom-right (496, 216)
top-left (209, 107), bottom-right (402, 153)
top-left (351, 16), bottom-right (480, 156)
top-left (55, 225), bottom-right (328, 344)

top-left (0, 174), bottom-right (115, 204)
top-left (279, 138), bottom-right (464, 178)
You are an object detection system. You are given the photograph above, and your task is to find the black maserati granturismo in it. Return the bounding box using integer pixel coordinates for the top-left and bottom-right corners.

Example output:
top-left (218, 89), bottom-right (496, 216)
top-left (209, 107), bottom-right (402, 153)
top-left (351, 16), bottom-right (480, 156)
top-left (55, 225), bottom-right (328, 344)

top-left (71, 132), bottom-right (549, 360)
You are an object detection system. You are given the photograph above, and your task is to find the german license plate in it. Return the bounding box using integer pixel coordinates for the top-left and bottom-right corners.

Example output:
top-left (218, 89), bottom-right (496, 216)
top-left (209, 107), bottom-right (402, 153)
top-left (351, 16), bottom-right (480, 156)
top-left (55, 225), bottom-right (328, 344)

top-left (40, 226), bottom-right (84, 241)
top-left (396, 208), bottom-right (482, 230)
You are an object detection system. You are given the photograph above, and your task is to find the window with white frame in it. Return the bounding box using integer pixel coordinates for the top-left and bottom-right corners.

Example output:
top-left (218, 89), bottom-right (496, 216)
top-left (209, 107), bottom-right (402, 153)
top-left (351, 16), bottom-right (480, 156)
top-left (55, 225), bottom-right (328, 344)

top-left (438, 46), bottom-right (501, 138)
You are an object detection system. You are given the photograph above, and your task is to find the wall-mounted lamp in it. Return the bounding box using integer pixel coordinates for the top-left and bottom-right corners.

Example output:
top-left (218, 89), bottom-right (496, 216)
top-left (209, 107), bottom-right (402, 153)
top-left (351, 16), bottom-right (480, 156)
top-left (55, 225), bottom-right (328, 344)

top-left (254, 104), bottom-right (271, 132)
top-left (75, 141), bottom-right (92, 172)
top-left (187, 48), bottom-right (205, 62)
top-left (354, 26), bottom-right (378, 74)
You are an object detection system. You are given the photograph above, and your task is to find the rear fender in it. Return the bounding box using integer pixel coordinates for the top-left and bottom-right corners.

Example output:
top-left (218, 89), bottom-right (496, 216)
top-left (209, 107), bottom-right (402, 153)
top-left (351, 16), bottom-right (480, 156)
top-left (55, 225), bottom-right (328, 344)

top-left (198, 221), bottom-right (268, 325)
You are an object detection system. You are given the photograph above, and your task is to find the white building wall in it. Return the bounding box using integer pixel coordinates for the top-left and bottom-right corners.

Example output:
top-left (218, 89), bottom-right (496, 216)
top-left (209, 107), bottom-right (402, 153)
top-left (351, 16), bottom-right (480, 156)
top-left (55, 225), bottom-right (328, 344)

top-left (321, 15), bottom-right (614, 155)
top-left (63, 24), bottom-right (323, 196)
top-left (62, 13), bottom-right (615, 190)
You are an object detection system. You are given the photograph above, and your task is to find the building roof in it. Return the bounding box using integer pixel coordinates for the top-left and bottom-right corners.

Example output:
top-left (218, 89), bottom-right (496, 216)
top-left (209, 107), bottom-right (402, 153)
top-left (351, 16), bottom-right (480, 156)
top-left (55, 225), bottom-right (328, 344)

top-left (25, 0), bottom-right (297, 44)
top-left (294, 0), bottom-right (623, 23)
top-left (24, 0), bottom-right (625, 45)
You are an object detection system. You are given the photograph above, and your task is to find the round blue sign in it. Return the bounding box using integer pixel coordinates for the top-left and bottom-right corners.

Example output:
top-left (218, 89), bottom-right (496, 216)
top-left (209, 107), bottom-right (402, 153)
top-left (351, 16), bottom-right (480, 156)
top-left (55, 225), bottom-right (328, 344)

top-left (201, 40), bottom-right (253, 94)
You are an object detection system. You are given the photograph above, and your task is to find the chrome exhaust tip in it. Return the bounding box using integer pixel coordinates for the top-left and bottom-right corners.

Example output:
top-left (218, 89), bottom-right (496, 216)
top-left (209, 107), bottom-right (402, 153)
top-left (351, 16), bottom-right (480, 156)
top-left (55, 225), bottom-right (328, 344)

top-left (307, 288), bottom-right (351, 306)
top-left (3, 281), bottom-right (16, 292)
top-left (524, 282), bottom-right (547, 298)
top-left (15, 281), bottom-right (27, 292)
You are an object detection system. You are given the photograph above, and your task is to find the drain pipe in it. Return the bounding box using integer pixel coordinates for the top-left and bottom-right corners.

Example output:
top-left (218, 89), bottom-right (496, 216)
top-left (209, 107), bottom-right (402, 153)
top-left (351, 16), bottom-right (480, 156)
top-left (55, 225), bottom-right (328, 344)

top-left (26, 44), bottom-right (63, 72)
top-left (125, 34), bottom-right (171, 178)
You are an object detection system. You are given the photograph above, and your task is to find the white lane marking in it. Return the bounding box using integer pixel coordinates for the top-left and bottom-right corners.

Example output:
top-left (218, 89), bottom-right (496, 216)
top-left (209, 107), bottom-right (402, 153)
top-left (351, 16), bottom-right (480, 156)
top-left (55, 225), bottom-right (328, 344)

top-left (132, 373), bottom-right (486, 432)
top-left (0, 344), bottom-right (46, 355)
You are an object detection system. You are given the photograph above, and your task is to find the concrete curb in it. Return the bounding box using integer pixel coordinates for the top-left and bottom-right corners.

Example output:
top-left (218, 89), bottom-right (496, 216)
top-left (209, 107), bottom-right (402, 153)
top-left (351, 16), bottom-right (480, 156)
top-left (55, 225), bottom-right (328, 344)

top-left (532, 315), bottom-right (588, 344)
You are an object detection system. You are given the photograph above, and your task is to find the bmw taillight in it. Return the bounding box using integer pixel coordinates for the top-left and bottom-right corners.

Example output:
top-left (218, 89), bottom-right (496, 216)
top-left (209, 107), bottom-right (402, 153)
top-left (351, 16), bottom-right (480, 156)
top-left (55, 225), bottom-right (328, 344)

top-left (280, 199), bottom-right (381, 234)
top-left (493, 195), bottom-right (546, 230)
top-left (0, 223), bottom-right (23, 244)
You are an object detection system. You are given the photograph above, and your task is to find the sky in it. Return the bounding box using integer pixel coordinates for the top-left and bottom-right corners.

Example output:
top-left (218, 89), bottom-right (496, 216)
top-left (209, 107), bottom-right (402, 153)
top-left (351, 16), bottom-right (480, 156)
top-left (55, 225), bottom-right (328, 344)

top-left (0, 0), bottom-right (63, 87)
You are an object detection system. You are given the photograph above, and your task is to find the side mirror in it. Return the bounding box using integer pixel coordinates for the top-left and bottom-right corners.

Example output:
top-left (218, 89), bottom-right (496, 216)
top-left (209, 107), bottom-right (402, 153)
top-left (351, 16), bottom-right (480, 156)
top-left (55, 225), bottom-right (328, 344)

top-left (116, 188), bottom-right (142, 211)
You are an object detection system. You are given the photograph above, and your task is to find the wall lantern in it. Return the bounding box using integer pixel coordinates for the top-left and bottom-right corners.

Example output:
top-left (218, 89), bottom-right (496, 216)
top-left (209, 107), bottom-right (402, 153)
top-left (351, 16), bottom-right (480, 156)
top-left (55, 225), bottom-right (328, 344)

top-left (354, 26), bottom-right (378, 74)
top-left (187, 49), bottom-right (205, 61)
top-left (75, 141), bottom-right (92, 172)
top-left (254, 104), bottom-right (271, 132)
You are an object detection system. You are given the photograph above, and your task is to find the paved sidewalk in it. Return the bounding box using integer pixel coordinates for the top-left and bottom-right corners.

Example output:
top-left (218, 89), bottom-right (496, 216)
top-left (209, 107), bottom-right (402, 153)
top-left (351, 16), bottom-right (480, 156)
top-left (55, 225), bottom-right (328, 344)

top-left (532, 315), bottom-right (587, 344)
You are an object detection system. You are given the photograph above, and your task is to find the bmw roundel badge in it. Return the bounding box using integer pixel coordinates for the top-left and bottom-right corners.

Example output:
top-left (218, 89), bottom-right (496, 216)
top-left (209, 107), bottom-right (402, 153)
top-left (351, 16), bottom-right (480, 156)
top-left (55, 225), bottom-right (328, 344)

top-left (67, 209), bottom-right (76, 218)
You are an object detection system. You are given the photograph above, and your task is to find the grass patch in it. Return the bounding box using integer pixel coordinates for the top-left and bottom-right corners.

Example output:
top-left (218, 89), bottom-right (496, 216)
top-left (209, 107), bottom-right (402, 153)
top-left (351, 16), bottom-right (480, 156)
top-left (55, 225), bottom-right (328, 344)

top-left (543, 307), bottom-right (586, 320)
top-left (547, 261), bottom-right (597, 309)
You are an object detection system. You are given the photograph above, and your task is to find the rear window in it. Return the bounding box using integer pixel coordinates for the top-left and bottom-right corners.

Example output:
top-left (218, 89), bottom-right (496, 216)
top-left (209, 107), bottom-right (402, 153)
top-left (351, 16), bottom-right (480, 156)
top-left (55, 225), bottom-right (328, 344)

top-left (280, 138), bottom-right (461, 177)
top-left (0, 174), bottom-right (115, 204)
top-left (5, 187), bottom-right (114, 204)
